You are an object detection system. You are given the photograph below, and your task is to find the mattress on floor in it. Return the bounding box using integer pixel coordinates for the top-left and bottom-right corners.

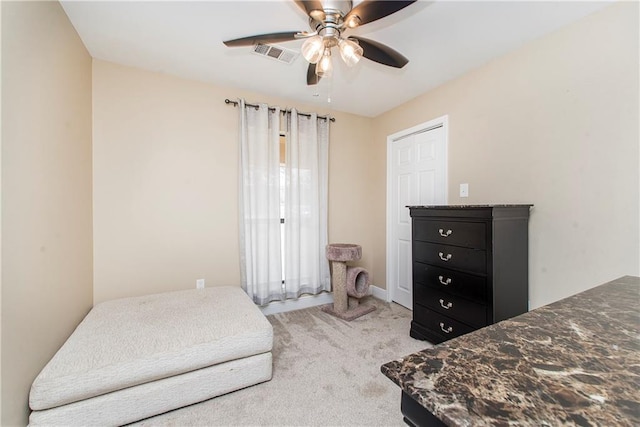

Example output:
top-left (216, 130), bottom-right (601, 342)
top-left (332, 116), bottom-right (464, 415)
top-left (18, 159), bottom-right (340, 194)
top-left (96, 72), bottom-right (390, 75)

top-left (29, 352), bottom-right (272, 426)
top-left (29, 286), bottom-right (273, 411)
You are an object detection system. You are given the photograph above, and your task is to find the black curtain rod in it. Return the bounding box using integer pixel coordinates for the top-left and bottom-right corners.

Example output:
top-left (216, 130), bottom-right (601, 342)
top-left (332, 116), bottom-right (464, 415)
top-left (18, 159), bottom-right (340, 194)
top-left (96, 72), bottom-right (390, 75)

top-left (225, 99), bottom-right (335, 123)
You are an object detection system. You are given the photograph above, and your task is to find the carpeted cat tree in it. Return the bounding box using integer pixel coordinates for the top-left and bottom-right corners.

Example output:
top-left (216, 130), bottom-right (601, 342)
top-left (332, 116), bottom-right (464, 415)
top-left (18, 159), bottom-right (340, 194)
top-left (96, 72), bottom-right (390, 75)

top-left (322, 244), bottom-right (376, 321)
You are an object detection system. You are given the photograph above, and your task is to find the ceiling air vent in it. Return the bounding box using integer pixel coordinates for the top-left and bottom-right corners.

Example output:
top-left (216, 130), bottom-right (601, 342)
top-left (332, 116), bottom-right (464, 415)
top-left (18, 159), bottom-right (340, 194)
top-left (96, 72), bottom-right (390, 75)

top-left (251, 43), bottom-right (299, 65)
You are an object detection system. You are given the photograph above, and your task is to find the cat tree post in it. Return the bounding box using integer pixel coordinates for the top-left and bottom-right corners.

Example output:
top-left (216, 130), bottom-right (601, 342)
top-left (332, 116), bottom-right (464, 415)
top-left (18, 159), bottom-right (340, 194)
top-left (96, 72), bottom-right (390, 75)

top-left (331, 259), bottom-right (349, 313)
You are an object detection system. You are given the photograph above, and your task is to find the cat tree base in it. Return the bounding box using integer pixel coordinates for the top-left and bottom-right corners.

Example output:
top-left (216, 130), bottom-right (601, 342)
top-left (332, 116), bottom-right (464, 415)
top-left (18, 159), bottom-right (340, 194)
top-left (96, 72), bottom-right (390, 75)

top-left (321, 303), bottom-right (376, 321)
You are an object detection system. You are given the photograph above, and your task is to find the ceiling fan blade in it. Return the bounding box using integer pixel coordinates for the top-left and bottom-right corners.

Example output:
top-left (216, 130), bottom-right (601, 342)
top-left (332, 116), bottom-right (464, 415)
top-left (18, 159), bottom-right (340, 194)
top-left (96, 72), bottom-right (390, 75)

top-left (223, 31), bottom-right (300, 47)
top-left (344, 1), bottom-right (416, 27)
top-left (307, 63), bottom-right (321, 85)
top-left (293, 0), bottom-right (326, 20)
top-left (350, 36), bottom-right (409, 68)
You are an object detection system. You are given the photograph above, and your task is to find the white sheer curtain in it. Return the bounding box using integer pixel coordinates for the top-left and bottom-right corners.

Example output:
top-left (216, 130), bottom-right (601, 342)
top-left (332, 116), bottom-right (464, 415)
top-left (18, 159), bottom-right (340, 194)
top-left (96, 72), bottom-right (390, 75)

top-left (238, 100), bottom-right (283, 304)
top-left (238, 100), bottom-right (330, 304)
top-left (284, 109), bottom-right (330, 298)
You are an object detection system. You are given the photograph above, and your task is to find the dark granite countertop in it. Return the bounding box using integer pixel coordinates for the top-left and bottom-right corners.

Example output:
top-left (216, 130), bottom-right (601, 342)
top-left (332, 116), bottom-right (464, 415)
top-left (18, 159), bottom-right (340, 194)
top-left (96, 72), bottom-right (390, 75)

top-left (407, 204), bottom-right (533, 209)
top-left (381, 276), bottom-right (640, 426)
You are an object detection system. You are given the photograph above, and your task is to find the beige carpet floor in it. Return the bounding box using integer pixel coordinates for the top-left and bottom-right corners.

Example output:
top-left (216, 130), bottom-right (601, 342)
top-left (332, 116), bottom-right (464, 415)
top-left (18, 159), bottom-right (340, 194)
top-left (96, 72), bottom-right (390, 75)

top-left (132, 297), bottom-right (431, 426)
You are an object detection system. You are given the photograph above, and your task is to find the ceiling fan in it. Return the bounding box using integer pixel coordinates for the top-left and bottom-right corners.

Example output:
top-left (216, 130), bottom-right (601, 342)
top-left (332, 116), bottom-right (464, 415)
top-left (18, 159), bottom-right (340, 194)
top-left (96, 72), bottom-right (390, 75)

top-left (223, 0), bottom-right (416, 85)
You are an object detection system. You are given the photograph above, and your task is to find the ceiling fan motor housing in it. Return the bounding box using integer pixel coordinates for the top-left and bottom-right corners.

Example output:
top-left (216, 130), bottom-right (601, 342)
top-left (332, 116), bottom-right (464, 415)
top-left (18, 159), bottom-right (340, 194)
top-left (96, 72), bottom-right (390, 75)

top-left (309, 0), bottom-right (353, 45)
top-left (317, 0), bottom-right (352, 17)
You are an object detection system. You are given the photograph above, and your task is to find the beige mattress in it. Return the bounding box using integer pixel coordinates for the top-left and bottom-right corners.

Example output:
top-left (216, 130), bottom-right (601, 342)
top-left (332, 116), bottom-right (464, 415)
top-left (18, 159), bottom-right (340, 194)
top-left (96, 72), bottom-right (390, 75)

top-left (29, 286), bottom-right (273, 425)
top-left (29, 352), bottom-right (272, 426)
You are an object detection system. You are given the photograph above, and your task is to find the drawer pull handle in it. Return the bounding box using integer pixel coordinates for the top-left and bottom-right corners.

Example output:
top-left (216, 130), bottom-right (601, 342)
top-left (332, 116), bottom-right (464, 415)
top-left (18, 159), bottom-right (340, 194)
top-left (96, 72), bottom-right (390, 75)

top-left (438, 252), bottom-right (452, 261)
top-left (439, 322), bottom-right (453, 334)
top-left (439, 228), bottom-right (453, 237)
top-left (439, 299), bottom-right (453, 309)
top-left (438, 275), bottom-right (452, 285)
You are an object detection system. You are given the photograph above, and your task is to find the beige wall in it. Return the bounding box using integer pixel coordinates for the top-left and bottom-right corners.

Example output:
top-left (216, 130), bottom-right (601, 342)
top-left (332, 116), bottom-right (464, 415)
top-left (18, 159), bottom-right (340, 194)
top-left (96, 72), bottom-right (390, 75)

top-left (92, 60), bottom-right (375, 303)
top-left (1, 2), bottom-right (93, 425)
top-left (373, 2), bottom-right (639, 308)
top-left (0, 2), bottom-right (3, 423)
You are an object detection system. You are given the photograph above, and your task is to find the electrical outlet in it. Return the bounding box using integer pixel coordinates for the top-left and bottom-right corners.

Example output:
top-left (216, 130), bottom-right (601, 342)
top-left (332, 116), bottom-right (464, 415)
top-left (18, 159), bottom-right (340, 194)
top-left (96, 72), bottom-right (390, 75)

top-left (196, 279), bottom-right (205, 289)
top-left (460, 183), bottom-right (469, 198)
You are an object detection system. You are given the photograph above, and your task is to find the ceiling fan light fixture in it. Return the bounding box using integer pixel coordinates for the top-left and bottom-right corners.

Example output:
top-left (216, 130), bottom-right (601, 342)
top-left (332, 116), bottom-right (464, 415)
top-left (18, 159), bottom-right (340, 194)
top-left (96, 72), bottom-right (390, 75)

top-left (310, 9), bottom-right (326, 21)
top-left (345, 15), bottom-right (361, 29)
top-left (339, 38), bottom-right (363, 67)
top-left (315, 48), bottom-right (333, 78)
top-left (301, 35), bottom-right (324, 64)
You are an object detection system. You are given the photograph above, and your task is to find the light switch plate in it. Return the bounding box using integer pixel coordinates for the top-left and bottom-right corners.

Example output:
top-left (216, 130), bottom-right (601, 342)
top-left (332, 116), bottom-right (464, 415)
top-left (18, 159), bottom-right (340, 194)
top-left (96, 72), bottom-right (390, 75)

top-left (460, 183), bottom-right (469, 198)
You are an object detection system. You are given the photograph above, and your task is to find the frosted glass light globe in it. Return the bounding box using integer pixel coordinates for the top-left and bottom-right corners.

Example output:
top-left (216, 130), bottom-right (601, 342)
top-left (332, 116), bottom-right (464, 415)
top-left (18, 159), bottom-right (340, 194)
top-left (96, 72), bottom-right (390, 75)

top-left (339, 38), bottom-right (363, 67)
top-left (301, 35), bottom-right (324, 64)
top-left (315, 49), bottom-right (333, 78)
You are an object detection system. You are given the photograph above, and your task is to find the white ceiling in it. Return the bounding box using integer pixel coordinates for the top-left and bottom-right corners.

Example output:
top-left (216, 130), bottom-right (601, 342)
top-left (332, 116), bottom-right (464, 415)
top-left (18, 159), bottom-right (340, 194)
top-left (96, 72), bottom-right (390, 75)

top-left (60, 0), bottom-right (613, 117)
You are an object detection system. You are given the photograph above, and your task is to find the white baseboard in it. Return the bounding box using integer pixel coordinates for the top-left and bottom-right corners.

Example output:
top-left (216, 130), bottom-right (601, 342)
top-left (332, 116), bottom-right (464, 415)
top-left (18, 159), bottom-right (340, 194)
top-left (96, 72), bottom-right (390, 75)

top-left (259, 292), bottom-right (334, 316)
top-left (260, 285), bottom-right (389, 316)
top-left (369, 285), bottom-right (388, 301)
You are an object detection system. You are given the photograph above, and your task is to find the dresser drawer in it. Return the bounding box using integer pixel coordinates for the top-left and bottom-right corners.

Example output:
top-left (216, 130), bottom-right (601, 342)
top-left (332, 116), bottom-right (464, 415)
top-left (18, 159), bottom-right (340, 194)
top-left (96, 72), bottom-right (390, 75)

top-left (413, 219), bottom-right (486, 248)
top-left (414, 286), bottom-right (487, 328)
top-left (413, 263), bottom-right (487, 302)
top-left (413, 305), bottom-right (475, 341)
top-left (414, 241), bottom-right (487, 274)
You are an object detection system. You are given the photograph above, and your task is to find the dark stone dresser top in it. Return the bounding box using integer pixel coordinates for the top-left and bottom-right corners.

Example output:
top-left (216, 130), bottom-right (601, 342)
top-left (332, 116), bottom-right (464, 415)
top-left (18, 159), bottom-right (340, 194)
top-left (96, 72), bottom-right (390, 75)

top-left (381, 276), bottom-right (640, 426)
top-left (406, 204), bottom-right (533, 209)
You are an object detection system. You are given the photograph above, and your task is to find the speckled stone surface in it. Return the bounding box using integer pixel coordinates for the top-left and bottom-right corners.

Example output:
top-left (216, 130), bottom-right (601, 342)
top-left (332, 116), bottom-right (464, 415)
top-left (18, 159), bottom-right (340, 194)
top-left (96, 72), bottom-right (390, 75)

top-left (381, 276), bottom-right (640, 426)
top-left (406, 204), bottom-right (533, 209)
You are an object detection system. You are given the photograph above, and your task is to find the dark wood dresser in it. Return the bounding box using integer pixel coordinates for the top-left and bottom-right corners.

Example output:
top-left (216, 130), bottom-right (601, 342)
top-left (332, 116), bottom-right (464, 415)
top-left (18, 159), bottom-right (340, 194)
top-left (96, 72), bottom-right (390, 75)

top-left (408, 205), bottom-right (532, 344)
